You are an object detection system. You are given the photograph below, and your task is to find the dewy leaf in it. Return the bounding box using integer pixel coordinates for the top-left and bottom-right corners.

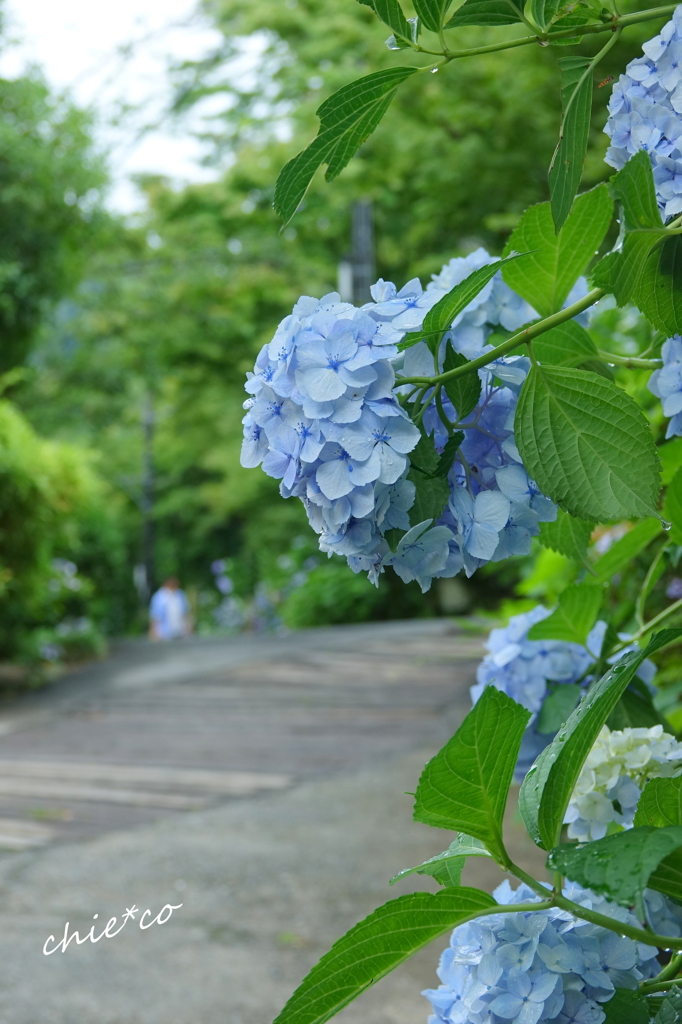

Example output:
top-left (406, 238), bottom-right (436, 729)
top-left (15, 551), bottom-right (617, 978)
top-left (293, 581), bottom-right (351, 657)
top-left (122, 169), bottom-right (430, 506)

top-left (389, 835), bottom-right (492, 887)
top-left (526, 583), bottom-right (602, 646)
top-left (515, 365), bottom-right (661, 522)
top-left (413, 0), bottom-right (454, 31)
top-left (655, 987), bottom-right (682, 1024)
top-left (536, 684), bottom-right (582, 734)
top-left (443, 343), bottom-right (481, 420)
top-left (502, 184), bottom-right (613, 316)
top-left (532, 320), bottom-right (598, 368)
top-left (413, 686), bottom-right (530, 864)
top-left (402, 253), bottom-right (531, 356)
top-left (635, 777), bottom-right (682, 828)
top-left (547, 825), bottom-right (682, 912)
top-left (274, 68), bottom-right (418, 224)
top-left (357, 0), bottom-right (413, 42)
top-left (549, 58), bottom-right (593, 233)
top-left (588, 518), bottom-right (662, 586)
top-left (602, 988), bottom-right (652, 1024)
top-left (519, 629), bottom-right (682, 849)
top-left (665, 465), bottom-right (682, 545)
top-left (447, 0), bottom-right (523, 25)
top-left (537, 509), bottom-right (595, 570)
top-left (271, 888), bottom-right (496, 1024)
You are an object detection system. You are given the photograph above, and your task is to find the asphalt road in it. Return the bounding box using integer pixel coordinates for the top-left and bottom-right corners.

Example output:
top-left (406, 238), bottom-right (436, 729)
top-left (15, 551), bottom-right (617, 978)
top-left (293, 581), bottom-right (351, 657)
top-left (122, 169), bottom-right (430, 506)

top-left (0, 620), bottom-right (545, 1024)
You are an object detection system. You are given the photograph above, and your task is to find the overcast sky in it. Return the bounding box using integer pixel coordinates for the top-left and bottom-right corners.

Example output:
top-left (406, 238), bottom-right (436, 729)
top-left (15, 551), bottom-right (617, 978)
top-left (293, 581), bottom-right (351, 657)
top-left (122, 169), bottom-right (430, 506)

top-left (0, 0), bottom-right (231, 212)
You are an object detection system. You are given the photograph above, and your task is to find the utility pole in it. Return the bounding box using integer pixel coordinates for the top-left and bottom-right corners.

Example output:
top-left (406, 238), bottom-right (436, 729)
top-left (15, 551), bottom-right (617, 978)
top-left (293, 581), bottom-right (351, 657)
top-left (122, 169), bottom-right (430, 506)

top-left (337, 200), bottom-right (375, 304)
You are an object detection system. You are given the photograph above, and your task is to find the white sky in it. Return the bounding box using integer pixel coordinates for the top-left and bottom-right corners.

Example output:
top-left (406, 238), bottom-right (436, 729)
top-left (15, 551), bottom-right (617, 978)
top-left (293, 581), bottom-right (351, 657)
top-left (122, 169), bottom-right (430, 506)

top-left (0, 0), bottom-right (238, 212)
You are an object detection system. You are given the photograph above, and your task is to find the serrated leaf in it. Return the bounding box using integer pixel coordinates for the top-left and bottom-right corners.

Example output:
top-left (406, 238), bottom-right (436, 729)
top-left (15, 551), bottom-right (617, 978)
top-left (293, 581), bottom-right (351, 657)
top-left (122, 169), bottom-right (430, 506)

top-left (357, 0), bottom-right (413, 41)
top-left (602, 988), bottom-right (652, 1024)
top-left (635, 777), bottom-right (682, 828)
top-left (443, 343), bottom-right (482, 420)
top-left (389, 834), bottom-right (492, 886)
top-left (655, 987), bottom-right (682, 1024)
top-left (532, 320), bottom-right (598, 367)
top-left (588, 518), bottom-right (663, 586)
top-left (447, 0), bottom-right (522, 25)
top-left (515, 364), bottom-right (661, 522)
top-left (519, 630), bottom-right (682, 849)
top-left (274, 68), bottom-right (418, 224)
top-left (536, 684), bottom-right (582, 734)
top-left (272, 888), bottom-right (497, 1024)
top-left (401, 252), bottom-right (531, 356)
top-left (503, 185), bottom-right (613, 317)
top-left (413, 686), bottom-right (530, 864)
top-left (665, 465), bottom-right (682, 545)
top-left (413, 0), bottom-right (453, 30)
top-left (408, 431), bottom-right (450, 522)
top-left (537, 509), bottom-right (595, 569)
top-left (549, 57), bottom-right (593, 232)
top-left (548, 825), bottom-right (682, 913)
top-left (433, 431), bottom-right (465, 478)
top-left (527, 583), bottom-right (602, 645)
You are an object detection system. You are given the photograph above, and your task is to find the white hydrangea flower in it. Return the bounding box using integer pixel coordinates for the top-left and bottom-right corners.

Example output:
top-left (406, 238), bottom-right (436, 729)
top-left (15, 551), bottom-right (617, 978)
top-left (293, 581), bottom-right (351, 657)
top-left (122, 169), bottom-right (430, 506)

top-left (565, 725), bottom-right (682, 841)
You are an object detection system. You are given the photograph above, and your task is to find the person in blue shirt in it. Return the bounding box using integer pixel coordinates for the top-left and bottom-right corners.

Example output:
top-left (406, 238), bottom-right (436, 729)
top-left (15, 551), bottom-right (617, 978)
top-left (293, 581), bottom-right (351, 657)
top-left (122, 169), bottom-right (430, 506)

top-left (149, 577), bottom-right (192, 640)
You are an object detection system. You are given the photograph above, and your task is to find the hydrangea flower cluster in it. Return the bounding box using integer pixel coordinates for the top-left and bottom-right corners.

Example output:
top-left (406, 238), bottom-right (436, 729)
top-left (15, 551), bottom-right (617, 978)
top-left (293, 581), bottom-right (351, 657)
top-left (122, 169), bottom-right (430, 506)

top-left (648, 335), bottom-right (682, 437)
top-left (565, 724), bottom-right (682, 842)
top-left (241, 250), bottom-right (565, 591)
top-left (603, 7), bottom-right (682, 220)
top-left (471, 607), bottom-right (600, 780)
top-left (423, 879), bottom-right (660, 1024)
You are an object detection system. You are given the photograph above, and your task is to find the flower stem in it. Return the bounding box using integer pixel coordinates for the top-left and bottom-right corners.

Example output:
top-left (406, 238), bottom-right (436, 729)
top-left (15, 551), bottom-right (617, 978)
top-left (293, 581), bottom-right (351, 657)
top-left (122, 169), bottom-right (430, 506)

top-left (397, 287), bottom-right (604, 388)
top-left (641, 952), bottom-right (682, 993)
top-left (597, 350), bottom-right (663, 368)
top-left (552, 892), bottom-right (682, 949)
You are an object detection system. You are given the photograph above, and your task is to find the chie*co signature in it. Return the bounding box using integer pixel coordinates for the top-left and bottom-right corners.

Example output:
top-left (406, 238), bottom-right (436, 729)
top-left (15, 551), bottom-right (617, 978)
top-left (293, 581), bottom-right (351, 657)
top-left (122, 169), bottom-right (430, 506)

top-left (43, 901), bottom-right (183, 954)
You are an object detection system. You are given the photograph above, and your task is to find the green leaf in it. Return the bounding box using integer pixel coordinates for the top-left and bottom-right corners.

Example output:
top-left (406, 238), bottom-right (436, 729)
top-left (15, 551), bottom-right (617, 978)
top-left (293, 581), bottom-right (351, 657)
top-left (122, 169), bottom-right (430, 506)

top-left (549, 57), bottom-right (593, 232)
top-left (665, 465), bottom-right (682, 545)
top-left (635, 776), bottom-right (682, 828)
top-left (536, 683), bottom-right (582, 734)
top-left (602, 988), bottom-right (652, 1024)
top-left (648, 847), bottom-right (682, 902)
top-left (413, 0), bottom-right (454, 31)
top-left (446, 0), bottom-right (522, 26)
top-left (660, 437), bottom-right (682, 485)
top-left (519, 630), bottom-right (682, 849)
top-left (443, 343), bottom-right (482, 420)
top-left (502, 185), bottom-right (613, 317)
top-left (607, 677), bottom-right (671, 732)
top-left (515, 365), bottom-right (661, 522)
top-left (532, 320), bottom-right (598, 368)
top-left (433, 431), bottom-right (465, 478)
top-left (655, 987), bottom-right (682, 1024)
top-left (271, 888), bottom-right (496, 1024)
top-left (547, 825), bottom-right (682, 912)
top-left (389, 834), bottom-right (492, 886)
top-left (408, 430), bottom-right (450, 523)
top-left (357, 0), bottom-right (413, 41)
top-left (526, 583), bottom-right (602, 645)
top-left (588, 518), bottom-right (663, 586)
top-left (274, 68), bottom-right (418, 224)
top-left (413, 686), bottom-right (531, 864)
top-left (401, 252), bottom-right (531, 355)
top-left (537, 509), bottom-right (595, 569)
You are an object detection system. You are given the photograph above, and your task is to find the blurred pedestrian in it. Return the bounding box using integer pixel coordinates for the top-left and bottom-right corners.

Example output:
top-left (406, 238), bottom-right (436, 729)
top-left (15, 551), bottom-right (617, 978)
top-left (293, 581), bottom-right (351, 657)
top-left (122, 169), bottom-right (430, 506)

top-left (149, 577), bottom-right (192, 640)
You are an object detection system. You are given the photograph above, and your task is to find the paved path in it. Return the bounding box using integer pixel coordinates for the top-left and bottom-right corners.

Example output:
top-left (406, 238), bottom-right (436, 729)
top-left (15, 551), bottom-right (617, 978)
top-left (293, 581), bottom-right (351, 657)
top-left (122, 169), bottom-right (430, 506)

top-left (0, 620), bottom-right (546, 1024)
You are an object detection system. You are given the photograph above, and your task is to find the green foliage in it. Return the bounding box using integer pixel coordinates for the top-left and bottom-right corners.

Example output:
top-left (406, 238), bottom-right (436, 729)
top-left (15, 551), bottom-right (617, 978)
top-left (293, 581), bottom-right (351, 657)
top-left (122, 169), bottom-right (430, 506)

top-left (442, 344), bottom-right (482, 420)
top-left (536, 683), bottom-right (582, 733)
top-left (279, 560), bottom-right (384, 628)
top-left (447, 0), bottom-right (522, 26)
top-left (526, 583), bottom-right (602, 645)
top-left (389, 834), bottom-right (492, 887)
top-left (602, 988), bottom-right (652, 1024)
top-left (537, 509), bottom-right (595, 568)
top-left (655, 988), bottom-right (682, 1024)
top-left (547, 826), bottom-right (682, 911)
top-left (589, 518), bottom-right (663, 586)
top-left (519, 631), bottom-right (682, 850)
top-left (271, 888), bottom-right (496, 1024)
top-left (549, 58), bottom-right (593, 232)
top-left (413, 686), bottom-right (530, 863)
top-left (532, 320), bottom-right (598, 368)
top-left (407, 429), bottom-right (451, 523)
top-left (665, 465), bottom-right (682, 545)
top-left (635, 777), bottom-right (682, 829)
top-left (502, 186), bottom-right (613, 317)
top-left (515, 365), bottom-right (661, 522)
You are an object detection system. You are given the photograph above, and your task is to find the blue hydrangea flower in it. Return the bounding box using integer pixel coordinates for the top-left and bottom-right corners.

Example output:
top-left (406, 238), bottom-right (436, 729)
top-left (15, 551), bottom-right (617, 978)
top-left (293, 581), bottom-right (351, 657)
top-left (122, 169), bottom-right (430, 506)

top-left (423, 880), bottom-right (660, 1024)
top-left (648, 335), bottom-right (682, 436)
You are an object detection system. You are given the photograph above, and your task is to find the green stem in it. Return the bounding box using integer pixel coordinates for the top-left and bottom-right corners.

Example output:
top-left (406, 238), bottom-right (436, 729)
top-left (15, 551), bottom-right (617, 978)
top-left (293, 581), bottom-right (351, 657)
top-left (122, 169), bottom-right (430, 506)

top-left (398, 287), bottom-right (604, 388)
top-left (435, 385), bottom-right (455, 434)
top-left (552, 893), bottom-right (682, 949)
top-left (561, 27), bottom-right (621, 126)
top-left (597, 350), bottom-right (663, 368)
top-left (641, 953), bottom-right (682, 993)
top-left (613, 597), bottom-right (682, 653)
top-left (636, 539), bottom-right (668, 629)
